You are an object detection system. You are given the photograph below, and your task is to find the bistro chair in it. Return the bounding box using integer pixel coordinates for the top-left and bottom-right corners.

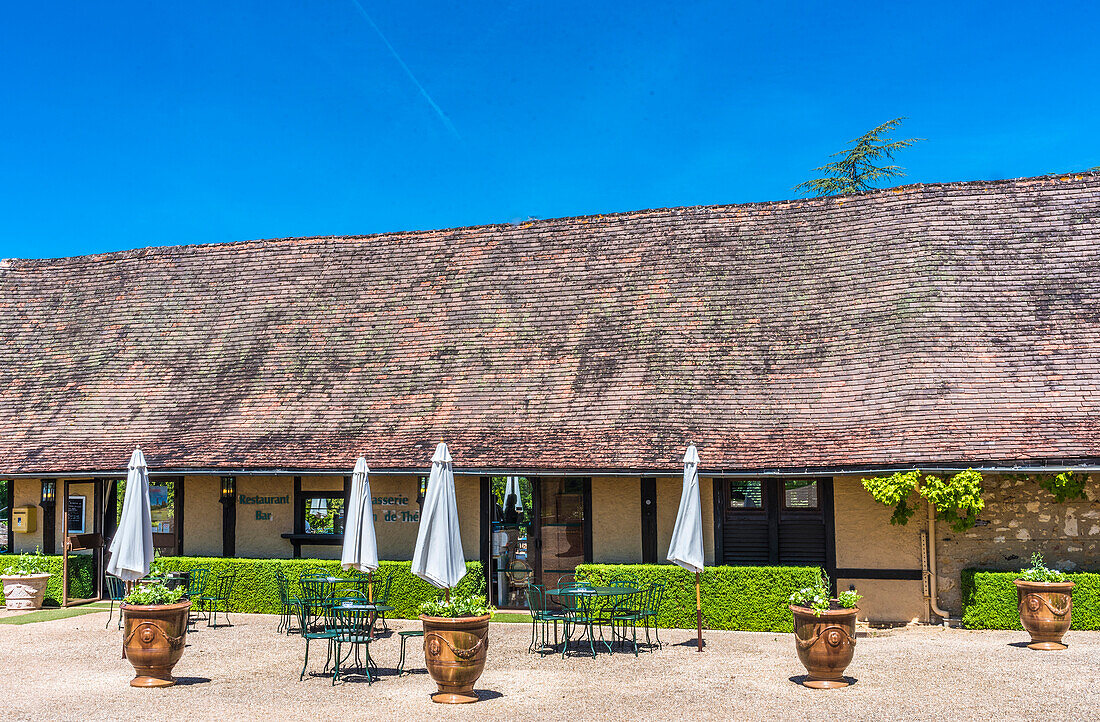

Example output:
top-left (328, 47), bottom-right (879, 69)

top-left (295, 596), bottom-right (339, 681)
top-left (298, 577), bottom-right (336, 633)
top-left (185, 568), bottom-right (211, 630)
top-left (104, 574), bottom-right (125, 630)
top-left (556, 581), bottom-right (597, 658)
top-left (275, 569), bottom-right (300, 634)
top-left (330, 596), bottom-right (377, 685)
top-left (525, 583), bottom-right (567, 654)
top-left (640, 582), bottom-right (666, 648)
top-left (609, 583), bottom-right (648, 656)
top-left (396, 629), bottom-right (425, 676)
top-left (197, 571), bottom-right (237, 628)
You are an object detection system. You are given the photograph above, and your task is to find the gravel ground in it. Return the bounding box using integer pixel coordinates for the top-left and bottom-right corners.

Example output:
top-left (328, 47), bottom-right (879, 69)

top-left (1, 610), bottom-right (1097, 721)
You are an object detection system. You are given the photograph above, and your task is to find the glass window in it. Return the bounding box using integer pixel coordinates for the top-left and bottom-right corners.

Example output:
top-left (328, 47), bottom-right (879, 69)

top-left (303, 494), bottom-right (345, 535)
top-left (490, 476), bottom-right (533, 609)
top-left (728, 480), bottom-right (764, 510)
top-left (784, 480), bottom-right (819, 510)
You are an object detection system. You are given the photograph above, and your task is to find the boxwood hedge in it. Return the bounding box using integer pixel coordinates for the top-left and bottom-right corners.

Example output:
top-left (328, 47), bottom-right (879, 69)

top-left (152, 556), bottom-right (484, 619)
top-left (961, 569), bottom-right (1100, 631)
top-left (0, 554), bottom-right (95, 607)
top-left (576, 563), bottom-right (821, 632)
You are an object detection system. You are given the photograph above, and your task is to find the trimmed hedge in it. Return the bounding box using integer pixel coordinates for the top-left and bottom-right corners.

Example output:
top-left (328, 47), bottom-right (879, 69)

top-left (0, 554), bottom-right (96, 607)
top-left (152, 556), bottom-right (484, 618)
top-left (576, 563), bottom-right (821, 632)
top-left (961, 569), bottom-right (1100, 631)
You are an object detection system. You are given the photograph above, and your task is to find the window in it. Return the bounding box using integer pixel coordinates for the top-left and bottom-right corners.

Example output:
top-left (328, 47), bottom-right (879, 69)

top-left (302, 493), bottom-right (345, 535)
top-left (728, 480), bottom-right (764, 511)
top-left (783, 480), bottom-right (819, 510)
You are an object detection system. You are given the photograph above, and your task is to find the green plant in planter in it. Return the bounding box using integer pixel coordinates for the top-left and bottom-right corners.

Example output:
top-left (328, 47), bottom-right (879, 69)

top-left (123, 580), bottom-right (185, 606)
top-left (1, 547), bottom-right (49, 576)
top-left (420, 593), bottom-right (495, 618)
top-left (1017, 552), bottom-right (1068, 584)
top-left (788, 571), bottom-right (861, 616)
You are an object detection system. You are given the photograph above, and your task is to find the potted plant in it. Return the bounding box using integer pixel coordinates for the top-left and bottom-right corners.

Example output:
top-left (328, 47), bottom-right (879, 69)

top-left (419, 593), bottom-right (495, 704)
top-left (0, 548), bottom-right (52, 611)
top-left (120, 579), bottom-right (191, 687)
top-left (788, 574), bottom-right (861, 689)
top-left (1015, 552), bottom-right (1074, 651)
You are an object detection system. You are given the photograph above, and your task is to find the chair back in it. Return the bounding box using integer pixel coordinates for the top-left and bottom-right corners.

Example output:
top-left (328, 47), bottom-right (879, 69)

top-left (331, 604), bottom-right (371, 642)
top-left (187, 568), bottom-right (211, 597)
top-left (105, 574), bottom-right (126, 601)
top-left (373, 570), bottom-right (394, 605)
top-left (212, 572), bottom-right (236, 601)
top-left (647, 582), bottom-right (666, 614)
top-left (525, 583), bottom-right (546, 615)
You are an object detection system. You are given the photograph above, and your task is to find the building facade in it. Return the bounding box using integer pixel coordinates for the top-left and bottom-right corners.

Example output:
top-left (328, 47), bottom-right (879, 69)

top-left (3, 174), bottom-right (1099, 622)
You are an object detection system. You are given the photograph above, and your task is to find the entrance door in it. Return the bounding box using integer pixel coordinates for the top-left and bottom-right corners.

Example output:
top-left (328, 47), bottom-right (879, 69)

top-left (489, 476), bottom-right (534, 609)
top-left (717, 478), bottom-right (834, 572)
top-left (534, 477), bottom-right (589, 589)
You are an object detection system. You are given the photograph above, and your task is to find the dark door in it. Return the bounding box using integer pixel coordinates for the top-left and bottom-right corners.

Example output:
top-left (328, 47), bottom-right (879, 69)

top-left (717, 478), bottom-right (833, 573)
top-left (640, 477), bottom-right (657, 563)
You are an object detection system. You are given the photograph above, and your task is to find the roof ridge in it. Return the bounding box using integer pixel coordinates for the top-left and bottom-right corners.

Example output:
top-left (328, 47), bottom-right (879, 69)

top-left (6, 171), bottom-right (1099, 266)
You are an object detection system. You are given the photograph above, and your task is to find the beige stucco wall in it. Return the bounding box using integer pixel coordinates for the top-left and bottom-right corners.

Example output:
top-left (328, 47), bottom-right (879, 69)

top-left (234, 476), bottom-right (296, 558)
top-left (182, 476), bottom-right (222, 557)
top-left (591, 476), bottom-right (641, 563)
top-left (833, 475), bottom-right (928, 623)
top-left (11, 479), bottom-right (43, 552)
top-left (454, 475), bottom-right (480, 561)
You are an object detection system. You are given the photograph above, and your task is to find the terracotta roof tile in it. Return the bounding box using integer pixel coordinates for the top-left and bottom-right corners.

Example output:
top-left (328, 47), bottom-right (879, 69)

top-left (2, 174), bottom-right (1099, 473)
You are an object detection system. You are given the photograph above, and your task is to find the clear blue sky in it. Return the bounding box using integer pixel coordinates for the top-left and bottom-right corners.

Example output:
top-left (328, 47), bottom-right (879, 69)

top-left (2, 2), bottom-right (1097, 259)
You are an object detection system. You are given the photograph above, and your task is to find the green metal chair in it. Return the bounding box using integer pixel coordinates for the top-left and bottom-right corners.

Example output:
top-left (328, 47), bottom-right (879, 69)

top-left (609, 582), bottom-right (648, 656)
top-left (557, 582), bottom-right (597, 658)
top-left (640, 582), bottom-right (666, 648)
top-left (275, 569), bottom-right (300, 634)
top-left (104, 574), bottom-right (125, 630)
top-left (294, 596), bottom-right (339, 681)
top-left (372, 571), bottom-right (395, 631)
top-left (197, 571), bottom-right (236, 628)
top-left (396, 629), bottom-right (425, 675)
top-left (185, 568), bottom-right (211, 630)
top-left (525, 583), bottom-right (567, 654)
top-left (330, 595), bottom-right (377, 685)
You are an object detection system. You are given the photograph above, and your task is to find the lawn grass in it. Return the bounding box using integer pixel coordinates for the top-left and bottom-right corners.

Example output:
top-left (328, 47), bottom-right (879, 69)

top-left (491, 612), bottom-right (529, 623)
top-left (0, 606), bottom-right (106, 625)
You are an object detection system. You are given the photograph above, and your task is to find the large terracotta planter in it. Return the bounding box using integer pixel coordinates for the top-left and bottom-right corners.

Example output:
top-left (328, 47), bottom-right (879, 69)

top-left (121, 601), bottom-right (192, 687)
top-left (790, 605), bottom-right (858, 689)
top-left (1015, 579), bottom-right (1074, 650)
top-left (420, 614), bottom-right (490, 704)
top-left (1, 573), bottom-right (51, 610)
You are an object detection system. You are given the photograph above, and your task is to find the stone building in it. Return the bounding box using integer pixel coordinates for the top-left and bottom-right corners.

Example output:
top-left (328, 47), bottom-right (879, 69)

top-left (2, 173), bottom-right (1098, 622)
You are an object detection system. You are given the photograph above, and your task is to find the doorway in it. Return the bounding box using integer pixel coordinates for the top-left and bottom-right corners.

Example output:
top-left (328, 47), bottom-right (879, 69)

top-left (486, 476), bottom-right (592, 609)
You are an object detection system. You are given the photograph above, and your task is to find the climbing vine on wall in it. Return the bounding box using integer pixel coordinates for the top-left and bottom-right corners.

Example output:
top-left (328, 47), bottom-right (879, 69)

top-left (1038, 472), bottom-right (1090, 503)
top-left (860, 469), bottom-right (986, 532)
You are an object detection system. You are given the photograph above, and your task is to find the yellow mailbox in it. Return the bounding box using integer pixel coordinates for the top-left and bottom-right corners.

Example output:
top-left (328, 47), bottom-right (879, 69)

top-left (13, 506), bottom-right (37, 534)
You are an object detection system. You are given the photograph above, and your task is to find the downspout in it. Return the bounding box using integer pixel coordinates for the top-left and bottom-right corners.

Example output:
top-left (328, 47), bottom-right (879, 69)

top-left (926, 500), bottom-right (953, 622)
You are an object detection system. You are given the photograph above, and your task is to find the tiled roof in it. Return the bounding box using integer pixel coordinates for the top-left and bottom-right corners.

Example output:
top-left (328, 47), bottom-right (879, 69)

top-left (2, 174), bottom-right (1100, 474)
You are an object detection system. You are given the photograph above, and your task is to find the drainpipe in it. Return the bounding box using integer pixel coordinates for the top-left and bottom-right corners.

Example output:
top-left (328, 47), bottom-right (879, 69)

top-left (926, 501), bottom-right (953, 623)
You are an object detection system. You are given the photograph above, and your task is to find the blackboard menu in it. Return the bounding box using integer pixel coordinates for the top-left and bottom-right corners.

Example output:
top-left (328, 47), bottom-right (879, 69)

top-left (67, 496), bottom-right (85, 534)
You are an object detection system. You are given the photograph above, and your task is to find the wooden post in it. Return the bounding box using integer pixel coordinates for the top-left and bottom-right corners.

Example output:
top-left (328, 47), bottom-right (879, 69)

top-left (696, 571), bottom-right (703, 652)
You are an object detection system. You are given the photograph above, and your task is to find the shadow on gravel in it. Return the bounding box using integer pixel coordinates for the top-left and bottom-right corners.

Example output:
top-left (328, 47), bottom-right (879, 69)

top-left (474, 690), bottom-right (503, 701)
top-left (672, 638), bottom-right (707, 649)
top-left (174, 677), bottom-right (211, 686)
top-left (788, 675), bottom-right (858, 688)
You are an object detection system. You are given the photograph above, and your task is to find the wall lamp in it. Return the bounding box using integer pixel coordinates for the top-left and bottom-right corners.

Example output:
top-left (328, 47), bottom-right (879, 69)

top-left (220, 476), bottom-right (236, 503)
top-left (40, 479), bottom-right (56, 506)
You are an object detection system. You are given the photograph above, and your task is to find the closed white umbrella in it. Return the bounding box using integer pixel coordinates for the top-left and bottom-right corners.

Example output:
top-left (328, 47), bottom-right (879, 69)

top-left (107, 449), bottom-right (154, 582)
top-left (411, 442), bottom-right (466, 593)
top-left (667, 444), bottom-right (705, 651)
top-left (341, 457), bottom-right (379, 574)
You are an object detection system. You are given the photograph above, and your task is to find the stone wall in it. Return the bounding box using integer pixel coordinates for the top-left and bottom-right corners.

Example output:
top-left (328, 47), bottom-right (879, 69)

top-left (937, 474), bottom-right (1100, 613)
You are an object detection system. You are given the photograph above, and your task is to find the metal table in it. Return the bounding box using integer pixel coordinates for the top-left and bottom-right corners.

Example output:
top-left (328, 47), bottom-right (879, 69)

top-left (545, 586), bottom-right (640, 656)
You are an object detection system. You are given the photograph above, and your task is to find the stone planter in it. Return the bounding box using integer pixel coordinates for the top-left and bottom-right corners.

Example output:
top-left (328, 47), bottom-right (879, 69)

top-left (790, 605), bottom-right (858, 689)
top-left (1, 573), bottom-right (51, 610)
top-left (420, 613), bottom-right (490, 703)
top-left (1015, 579), bottom-right (1074, 650)
top-left (121, 601), bottom-right (192, 687)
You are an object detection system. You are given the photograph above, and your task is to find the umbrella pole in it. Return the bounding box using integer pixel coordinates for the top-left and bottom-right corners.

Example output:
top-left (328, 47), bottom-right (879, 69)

top-left (696, 572), bottom-right (703, 652)
top-left (445, 587), bottom-right (450, 603)
top-left (368, 571), bottom-right (374, 603)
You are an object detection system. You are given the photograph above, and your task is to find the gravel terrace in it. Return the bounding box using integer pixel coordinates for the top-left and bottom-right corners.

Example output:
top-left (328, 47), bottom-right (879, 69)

top-left (1, 610), bottom-right (1097, 721)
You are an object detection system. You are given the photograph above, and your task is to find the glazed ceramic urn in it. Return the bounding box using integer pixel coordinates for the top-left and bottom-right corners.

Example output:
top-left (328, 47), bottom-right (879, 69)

top-left (1015, 579), bottom-right (1074, 650)
top-left (420, 614), bottom-right (490, 703)
top-left (790, 605), bottom-right (858, 689)
top-left (1, 573), bottom-right (51, 610)
top-left (121, 600), bottom-right (192, 687)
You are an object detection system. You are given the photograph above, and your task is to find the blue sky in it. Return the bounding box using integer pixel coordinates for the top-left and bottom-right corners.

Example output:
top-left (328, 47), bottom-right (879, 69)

top-left (1, 2), bottom-right (1097, 259)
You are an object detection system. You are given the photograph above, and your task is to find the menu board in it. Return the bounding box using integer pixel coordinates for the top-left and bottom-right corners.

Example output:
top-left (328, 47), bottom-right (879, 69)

top-left (67, 496), bottom-right (85, 534)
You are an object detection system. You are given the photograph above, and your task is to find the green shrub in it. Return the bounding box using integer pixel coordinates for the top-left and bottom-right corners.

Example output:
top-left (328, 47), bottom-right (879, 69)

top-left (152, 556), bottom-right (484, 618)
top-left (576, 563), bottom-right (822, 632)
top-left (0, 554), bottom-right (95, 607)
top-left (961, 569), bottom-right (1100, 630)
